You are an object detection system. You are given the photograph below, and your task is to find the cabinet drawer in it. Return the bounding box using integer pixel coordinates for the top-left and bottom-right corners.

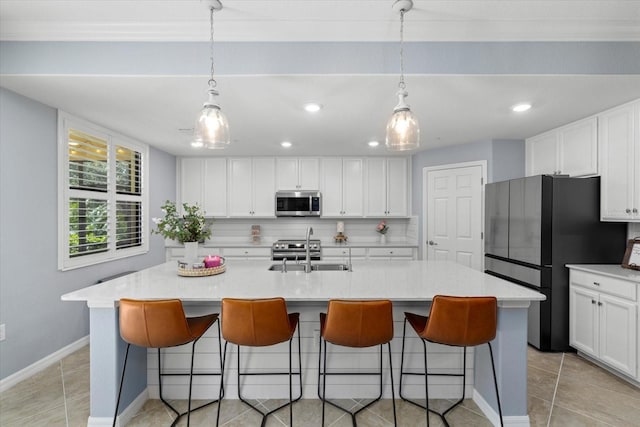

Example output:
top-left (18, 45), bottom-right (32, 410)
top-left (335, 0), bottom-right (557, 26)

top-left (323, 247), bottom-right (366, 257)
top-left (570, 270), bottom-right (637, 301)
top-left (368, 247), bottom-right (414, 257)
top-left (223, 247), bottom-right (271, 257)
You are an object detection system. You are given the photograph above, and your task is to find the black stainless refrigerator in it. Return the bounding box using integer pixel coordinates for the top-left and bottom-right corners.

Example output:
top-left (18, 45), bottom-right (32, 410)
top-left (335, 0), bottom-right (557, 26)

top-left (484, 175), bottom-right (627, 351)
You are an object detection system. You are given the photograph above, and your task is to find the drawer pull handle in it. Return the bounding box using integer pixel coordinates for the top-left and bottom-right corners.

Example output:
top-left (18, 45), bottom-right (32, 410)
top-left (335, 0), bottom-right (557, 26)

top-left (593, 282), bottom-right (600, 286)
top-left (597, 302), bottom-right (603, 306)
top-left (591, 300), bottom-right (597, 304)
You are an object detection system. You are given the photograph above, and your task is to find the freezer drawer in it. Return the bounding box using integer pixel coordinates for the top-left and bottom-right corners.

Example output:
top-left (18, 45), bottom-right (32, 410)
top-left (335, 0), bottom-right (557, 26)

top-left (485, 256), bottom-right (547, 288)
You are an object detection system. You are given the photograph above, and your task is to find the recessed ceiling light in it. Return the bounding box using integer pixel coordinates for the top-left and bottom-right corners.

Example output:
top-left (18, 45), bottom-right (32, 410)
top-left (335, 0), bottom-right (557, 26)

top-left (368, 140), bottom-right (380, 147)
top-left (304, 103), bottom-right (322, 113)
top-left (281, 141), bottom-right (292, 148)
top-left (512, 103), bottom-right (532, 113)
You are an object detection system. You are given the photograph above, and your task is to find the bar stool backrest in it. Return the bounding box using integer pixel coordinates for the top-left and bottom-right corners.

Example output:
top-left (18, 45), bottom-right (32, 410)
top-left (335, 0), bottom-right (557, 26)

top-left (119, 299), bottom-right (194, 348)
top-left (323, 299), bottom-right (393, 347)
top-left (221, 297), bottom-right (293, 346)
top-left (423, 295), bottom-right (497, 347)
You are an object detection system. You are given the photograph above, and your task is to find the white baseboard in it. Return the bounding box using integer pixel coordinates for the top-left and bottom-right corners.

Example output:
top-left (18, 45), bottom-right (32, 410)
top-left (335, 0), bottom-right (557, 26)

top-left (88, 388), bottom-right (148, 427)
top-left (0, 335), bottom-right (89, 393)
top-left (473, 389), bottom-right (530, 427)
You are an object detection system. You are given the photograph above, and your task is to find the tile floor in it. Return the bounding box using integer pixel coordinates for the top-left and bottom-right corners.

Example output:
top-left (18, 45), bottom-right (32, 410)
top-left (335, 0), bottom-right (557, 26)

top-left (1, 345), bottom-right (639, 426)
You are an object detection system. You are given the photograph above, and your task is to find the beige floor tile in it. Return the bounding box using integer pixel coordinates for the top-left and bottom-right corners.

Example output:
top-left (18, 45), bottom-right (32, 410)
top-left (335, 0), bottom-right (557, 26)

top-left (125, 399), bottom-right (174, 426)
top-left (549, 404), bottom-right (615, 427)
top-left (528, 364), bottom-right (560, 402)
top-left (562, 354), bottom-right (640, 396)
top-left (4, 404), bottom-right (67, 427)
top-left (554, 376), bottom-right (640, 426)
top-left (61, 345), bottom-right (90, 374)
top-left (528, 346), bottom-right (564, 374)
top-left (528, 395), bottom-right (552, 427)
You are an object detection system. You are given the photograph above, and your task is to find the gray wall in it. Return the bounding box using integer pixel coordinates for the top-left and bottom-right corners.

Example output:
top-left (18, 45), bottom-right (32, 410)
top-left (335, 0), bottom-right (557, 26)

top-left (0, 88), bottom-right (176, 380)
top-left (411, 139), bottom-right (525, 259)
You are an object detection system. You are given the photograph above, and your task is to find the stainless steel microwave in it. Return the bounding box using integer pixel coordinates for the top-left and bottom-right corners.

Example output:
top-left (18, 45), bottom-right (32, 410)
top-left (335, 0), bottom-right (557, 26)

top-left (275, 191), bottom-right (321, 217)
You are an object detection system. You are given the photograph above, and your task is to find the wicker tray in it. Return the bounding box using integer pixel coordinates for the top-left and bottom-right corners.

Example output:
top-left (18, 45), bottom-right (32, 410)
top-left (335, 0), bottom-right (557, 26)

top-left (177, 264), bottom-right (226, 277)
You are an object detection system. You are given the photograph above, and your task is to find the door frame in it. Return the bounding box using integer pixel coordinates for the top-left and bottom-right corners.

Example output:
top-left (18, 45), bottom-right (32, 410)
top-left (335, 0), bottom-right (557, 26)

top-left (422, 160), bottom-right (487, 269)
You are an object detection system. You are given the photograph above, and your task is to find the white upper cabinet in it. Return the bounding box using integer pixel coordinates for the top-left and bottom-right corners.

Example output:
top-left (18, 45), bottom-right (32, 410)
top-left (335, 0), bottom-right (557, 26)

top-left (365, 157), bottom-right (409, 217)
top-left (321, 157), bottom-right (364, 217)
top-left (526, 116), bottom-right (598, 177)
top-left (228, 157), bottom-right (276, 217)
top-left (276, 157), bottom-right (320, 190)
top-left (599, 99), bottom-right (640, 222)
top-left (178, 157), bottom-right (227, 217)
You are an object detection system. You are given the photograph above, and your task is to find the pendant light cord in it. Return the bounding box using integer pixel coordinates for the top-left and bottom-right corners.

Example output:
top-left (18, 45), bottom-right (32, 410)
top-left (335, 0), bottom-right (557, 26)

top-left (208, 6), bottom-right (217, 88)
top-left (398, 9), bottom-right (406, 91)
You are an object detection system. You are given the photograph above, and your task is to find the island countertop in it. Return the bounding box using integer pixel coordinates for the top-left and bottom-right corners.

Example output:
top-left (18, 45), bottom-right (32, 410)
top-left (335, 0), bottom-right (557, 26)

top-left (62, 259), bottom-right (545, 308)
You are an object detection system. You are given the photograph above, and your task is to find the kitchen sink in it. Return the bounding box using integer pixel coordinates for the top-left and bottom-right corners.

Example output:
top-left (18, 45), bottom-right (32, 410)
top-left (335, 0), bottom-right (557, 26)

top-left (268, 263), bottom-right (350, 272)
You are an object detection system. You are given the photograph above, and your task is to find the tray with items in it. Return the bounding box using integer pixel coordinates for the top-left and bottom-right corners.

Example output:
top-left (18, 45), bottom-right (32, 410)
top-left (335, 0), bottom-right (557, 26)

top-left (177, 256), bottom-right (226, 277)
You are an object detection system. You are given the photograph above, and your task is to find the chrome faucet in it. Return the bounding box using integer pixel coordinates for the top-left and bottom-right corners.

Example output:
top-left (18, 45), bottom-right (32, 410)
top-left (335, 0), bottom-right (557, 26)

top-left (305, 226), bottom-right (314, 273)
top-left (347, 247), bottom-right (353, 272)
top-left (281, 257), bottom-right (287, 273)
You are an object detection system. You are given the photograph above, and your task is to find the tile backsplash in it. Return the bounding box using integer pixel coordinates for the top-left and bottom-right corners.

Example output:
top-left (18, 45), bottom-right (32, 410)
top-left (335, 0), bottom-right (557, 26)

top-left (629, 222), bottom-right (640, 240)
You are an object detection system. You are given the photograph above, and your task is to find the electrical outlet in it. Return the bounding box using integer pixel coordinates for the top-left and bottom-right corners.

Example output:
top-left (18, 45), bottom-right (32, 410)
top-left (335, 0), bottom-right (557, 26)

top-left (312, 329), bottom-right (320, 349)
top-left (0, 324), bottom-right (5, 342)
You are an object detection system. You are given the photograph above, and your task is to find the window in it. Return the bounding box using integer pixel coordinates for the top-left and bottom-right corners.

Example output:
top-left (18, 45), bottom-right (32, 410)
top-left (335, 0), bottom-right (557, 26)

top-left (58, 112), bottom-right (148, 270)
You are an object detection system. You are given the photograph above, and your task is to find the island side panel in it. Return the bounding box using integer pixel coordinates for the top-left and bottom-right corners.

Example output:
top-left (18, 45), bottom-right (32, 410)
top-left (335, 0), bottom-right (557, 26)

top-left (89, 306), bottom-right (146, 424)
top-left (474, 304), bottom-right (529, 422)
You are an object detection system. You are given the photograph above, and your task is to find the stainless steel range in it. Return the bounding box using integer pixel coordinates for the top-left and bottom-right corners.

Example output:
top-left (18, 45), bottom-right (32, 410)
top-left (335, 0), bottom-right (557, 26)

top-left (271, 239), bottom-right (321, 261)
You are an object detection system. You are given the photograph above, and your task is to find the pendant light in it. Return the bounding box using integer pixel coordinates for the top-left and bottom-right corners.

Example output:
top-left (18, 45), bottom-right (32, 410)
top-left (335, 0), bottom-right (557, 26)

top-left (385, 0), bottom-right (420, 151)
top-left (192, 0), bottom-right (230, 149)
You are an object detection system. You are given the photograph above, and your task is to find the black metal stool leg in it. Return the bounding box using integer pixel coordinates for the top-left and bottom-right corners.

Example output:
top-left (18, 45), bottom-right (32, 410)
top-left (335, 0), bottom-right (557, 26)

top-left (112, 343), bottom-right (130, 427)
top-left (215, 341), bottom-right (228, 427)
top-left (488, 342), bottom-right (504, 427)
top-left (387, 342), bottom-right (397, 426)
top-left (423, 339), bottom-right (430, 427)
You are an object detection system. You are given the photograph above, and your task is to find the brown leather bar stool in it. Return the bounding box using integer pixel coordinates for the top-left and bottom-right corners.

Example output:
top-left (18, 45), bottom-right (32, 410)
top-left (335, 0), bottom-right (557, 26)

top-left (113, 298), bottom-right (222, 427)
top-left (318, 299), bottom-right (397, 426)
top-left (399, 295), bottom-right (503, 427)
top-left (217, 297), bottom-right (301, 427)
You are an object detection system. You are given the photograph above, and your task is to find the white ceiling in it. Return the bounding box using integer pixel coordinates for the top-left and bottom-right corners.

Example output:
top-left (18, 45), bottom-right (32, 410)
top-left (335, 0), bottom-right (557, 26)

top-left (1, 1), bottom-right (640, 157)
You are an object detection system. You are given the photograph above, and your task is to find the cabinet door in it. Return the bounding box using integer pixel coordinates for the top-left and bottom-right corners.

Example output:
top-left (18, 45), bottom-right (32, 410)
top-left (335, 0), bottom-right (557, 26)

top-left (599, 294), bottom-right (637, 377)
top-left (276, 158), bottom-right (299, 190)
top-left (569, 285), bottom-right (599, 357)
top-left (558, 117), bottom-right (598, 177)
top-left (526, 132), bottom-right (558, 176)
top-left (342, 158), bottom-right (364, 216)
top-left (386, 158), bottom-right (408, 216)
top-left (599, 102), bottom-right (637, 221)
top-left (228, 158), bottom-right (253, 216)
top-left (252, 158), bottom-right (276, 217)
top-left (321, 157), bottom-right (344, 216)
top-left (298, 158), bottom-right (320, 190)
top-left (365, 158), bottom-right (387, 216)
top-left (203, 158), bottom-right (227, 217)
top-left (179, 158), bottom-right (203, 210)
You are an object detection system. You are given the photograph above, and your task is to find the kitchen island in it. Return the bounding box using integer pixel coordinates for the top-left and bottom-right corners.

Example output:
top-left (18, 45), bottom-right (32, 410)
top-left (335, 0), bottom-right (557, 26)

top-left (62, 259), bottom-right (544, 426)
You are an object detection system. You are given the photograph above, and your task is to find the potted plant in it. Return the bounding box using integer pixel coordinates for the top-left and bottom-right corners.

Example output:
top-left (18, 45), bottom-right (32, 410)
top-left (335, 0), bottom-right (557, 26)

top-left (152, 200), bottom-right (211, 260)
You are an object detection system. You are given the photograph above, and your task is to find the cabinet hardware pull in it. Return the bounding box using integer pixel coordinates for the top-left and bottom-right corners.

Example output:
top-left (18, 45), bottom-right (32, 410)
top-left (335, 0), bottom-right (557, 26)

top-left (591, 300), bottom-right (596, 304)
top-left (597, 302), bottom-right (603, 306)
top-left (634, 208), bottom-right (638, 214)
top-left (626, 208), bottom-right (632, 214)
top-left (593, 282), bottom-right (600, 286)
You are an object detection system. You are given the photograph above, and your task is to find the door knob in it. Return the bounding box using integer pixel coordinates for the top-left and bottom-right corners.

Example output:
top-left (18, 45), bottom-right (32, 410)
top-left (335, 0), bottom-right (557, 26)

top-left (428, 240), bottom-right (438, 246)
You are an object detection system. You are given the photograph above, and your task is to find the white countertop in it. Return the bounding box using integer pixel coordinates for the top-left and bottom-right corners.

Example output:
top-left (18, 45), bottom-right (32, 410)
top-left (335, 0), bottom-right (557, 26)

top-left (62, 260), bottom-right (545, 308)
top-left (566, 264), bottom-right (640, 283)
top-left (165, 241), bottom-right (419, 249)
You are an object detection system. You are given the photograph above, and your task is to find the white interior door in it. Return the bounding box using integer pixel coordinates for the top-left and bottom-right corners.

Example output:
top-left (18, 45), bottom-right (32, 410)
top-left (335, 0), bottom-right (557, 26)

top-left (424, 163), bottom-right (484, 270)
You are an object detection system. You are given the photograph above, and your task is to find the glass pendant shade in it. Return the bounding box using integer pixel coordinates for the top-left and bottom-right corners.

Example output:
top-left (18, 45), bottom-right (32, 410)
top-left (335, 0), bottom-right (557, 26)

top-left (192, 87), bottom-right (230, 149)
top-left (385, 90), bottom-right (420, 151)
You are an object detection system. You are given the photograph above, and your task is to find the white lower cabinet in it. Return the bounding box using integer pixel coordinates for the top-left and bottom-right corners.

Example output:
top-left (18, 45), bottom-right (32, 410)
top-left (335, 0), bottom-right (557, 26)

top-left (322, 247), bottom-right (366, 262)
top-left (569, 268), bottom-right (638, 379)
top-left (222, 247), bottom-right (271, 260)
top-left (367, 247), bottom-right (415, 260)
